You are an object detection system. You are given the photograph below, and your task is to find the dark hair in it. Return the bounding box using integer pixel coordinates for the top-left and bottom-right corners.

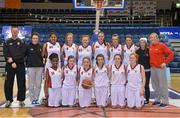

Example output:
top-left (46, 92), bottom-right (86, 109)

top-left (82, 57), bottom-right (92, 67)
top-left (125, 34), bottom-right (133, 41)
top-left (114, 54), bottom-right (122, 64)
top-left (114, 54), bottom-right (122, 60)
top-left (112, 34), bottom-right (120, 40)
top-left (49, 31), bottom-right (58, 38)
top-left (49, 53), bottom-right (59, 61)
top-left (67, 55), bottom-right (75, 62)
top-left (96, 54), bottom-right (105, 65)
top-left (31, 32), bottom-right (39, 38)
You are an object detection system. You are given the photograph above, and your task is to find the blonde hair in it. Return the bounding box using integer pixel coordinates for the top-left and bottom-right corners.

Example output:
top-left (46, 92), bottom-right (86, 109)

top-left (65, 32), bottom-right (74, 43)
top-left (81, 35), bottom-right (90, 40)
top-left (66, 32), bottom-right (73, 39)
top-left (149, 32), bottom-right (159, 40)
top-left (130, 53), bottom-right (139, 62)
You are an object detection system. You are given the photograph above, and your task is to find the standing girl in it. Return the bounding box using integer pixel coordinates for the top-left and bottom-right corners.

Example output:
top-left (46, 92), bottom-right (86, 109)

top-left (45, 53), bottom-right (62, 107)
top-left (93, 32), bottom-right (109, 66)
top-left (136, 38), bottom-right (151, 104)
top-left (26, 32), bottom-right (44, 104)
top-left (42, 31), bottom-right (61, 70)
top-left (62, 56), bottom-right (77, 106)
top-left (110, 54), bottom-right (126, 108)
top-left (123, 35), bottom-right (137, 65)
top-left (109, 34), bottom-right (122, 65)
top-left (126, 53), bottom-right (146, 109)
top-left (93, 54), bottom-right (109, 107)
top-left (62, 32), bottom-right (77, 65)
top-left (78, 57), bottom-right (93, 108)
top-left (77, 35), bottom-right (92, 68)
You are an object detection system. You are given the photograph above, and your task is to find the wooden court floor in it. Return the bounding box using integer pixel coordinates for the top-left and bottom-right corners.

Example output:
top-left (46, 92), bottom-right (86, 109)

top-left (0, 76), bottom-right (180, 117)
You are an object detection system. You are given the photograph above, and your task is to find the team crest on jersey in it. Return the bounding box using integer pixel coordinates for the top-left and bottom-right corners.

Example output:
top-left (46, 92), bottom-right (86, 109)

top-left (81, 71), bottom-right (83, 75)
top-left (17, 42), bottom-right (20, 45)
top-left (88, 73), bottom-right (90, 75)
top-left (49, 46), bottom-right (53, 49)
top-left (79, 48), bottom-right (82, 52)
top-left (130, 50), bottom-right (133, 52)
top-left (66, 70), bottom-right (68, 73)
top-left (128, 70), bottom-right (130, 73)
top-left (66, 47), bottom-right (68, 50)
top-left (113, 71), bottom-right (115, 74)
top-left (96, 46), bottom-right (99, 48)
top-left (124, 50), bottom-right (126, 52)
top-left (96, 70), bottom-right (98, 73)
top-left (51, 71), bottom-right (55, 75)
top-left (30, 48), bottom-right (34, 51)
top-left (74, 71), bottom-right (76, 74)
top-left (111, 49), bottom-right (113, 52)
top-left (104, 70), bottom-right (107, 73)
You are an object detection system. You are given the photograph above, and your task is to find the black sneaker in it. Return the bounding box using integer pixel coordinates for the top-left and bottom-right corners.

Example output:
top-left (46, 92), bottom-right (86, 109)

top-left (152, 101), bottom-right (161, 105)
top-left (159, 103), bottom-right (168, 108)
top-left (5, 101), bottom-right (12, 108)
top-left (19, 101), bottom-right (25, 107)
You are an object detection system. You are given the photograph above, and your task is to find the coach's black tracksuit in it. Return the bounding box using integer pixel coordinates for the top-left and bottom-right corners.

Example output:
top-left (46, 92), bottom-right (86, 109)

top-left (3, 38), bottom-right (26, 102)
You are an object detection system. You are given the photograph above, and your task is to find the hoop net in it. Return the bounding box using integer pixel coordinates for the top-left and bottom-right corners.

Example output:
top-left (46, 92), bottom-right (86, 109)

top-left (93, 0), bottom-right (105, 9)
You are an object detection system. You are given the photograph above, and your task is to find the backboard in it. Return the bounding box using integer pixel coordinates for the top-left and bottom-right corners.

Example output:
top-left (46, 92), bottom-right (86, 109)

top-left (73, 0), bottom-right (125, 10)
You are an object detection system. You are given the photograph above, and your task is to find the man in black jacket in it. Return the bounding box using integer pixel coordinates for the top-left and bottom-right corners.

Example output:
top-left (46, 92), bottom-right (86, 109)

top-left (3, 26), bottom-right (26, 107)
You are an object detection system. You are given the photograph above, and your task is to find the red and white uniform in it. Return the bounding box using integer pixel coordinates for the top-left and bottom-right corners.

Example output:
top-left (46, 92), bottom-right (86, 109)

top-left (77, 45), bottom-right (92, 68)
top-left (109, 44), bottom-right (122, 65)
top-left (78, 67), bottom-right (93, 107)
top-left (62, 65), bottom-right (77, 106)
top-left (62, 43), bottom-right (77, 65)
top-left (45, 42), bottom-right (61, 70)
top-left (94, 65), bottom-right (109, 106)
top-left (47, 67), bottom-right (62, 107)
top-left (93, 41), bottom-right (109, 65)
top-left (122, 44), bottom-right (136, 65)
top-left (126, 64), bottom-right (144, 108)
top-left (110, 64), bottom-right (126, 106)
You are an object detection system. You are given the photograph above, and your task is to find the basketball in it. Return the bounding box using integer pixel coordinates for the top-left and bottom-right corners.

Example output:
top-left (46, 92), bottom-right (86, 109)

top-left (81, 79), bottom-right (93, 89)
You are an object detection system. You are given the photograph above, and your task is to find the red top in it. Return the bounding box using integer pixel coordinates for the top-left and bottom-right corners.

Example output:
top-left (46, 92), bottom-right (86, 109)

top-left (149, 42), bottom-right (174, 68)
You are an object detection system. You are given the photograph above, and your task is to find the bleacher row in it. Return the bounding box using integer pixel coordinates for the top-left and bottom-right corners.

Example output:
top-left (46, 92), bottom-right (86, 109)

top-left (0, 24), bottom-right (179, 73)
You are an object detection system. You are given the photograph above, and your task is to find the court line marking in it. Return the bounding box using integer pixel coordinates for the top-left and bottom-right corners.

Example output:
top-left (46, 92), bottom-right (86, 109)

top-left (31, 107), bottom-right (104, 117)
top-left (105, 108), bottom-right (180, 115)
top-left (169, 88), bottom-right (180, 96)
top-left (31, 108), bottom-right (78, 117)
